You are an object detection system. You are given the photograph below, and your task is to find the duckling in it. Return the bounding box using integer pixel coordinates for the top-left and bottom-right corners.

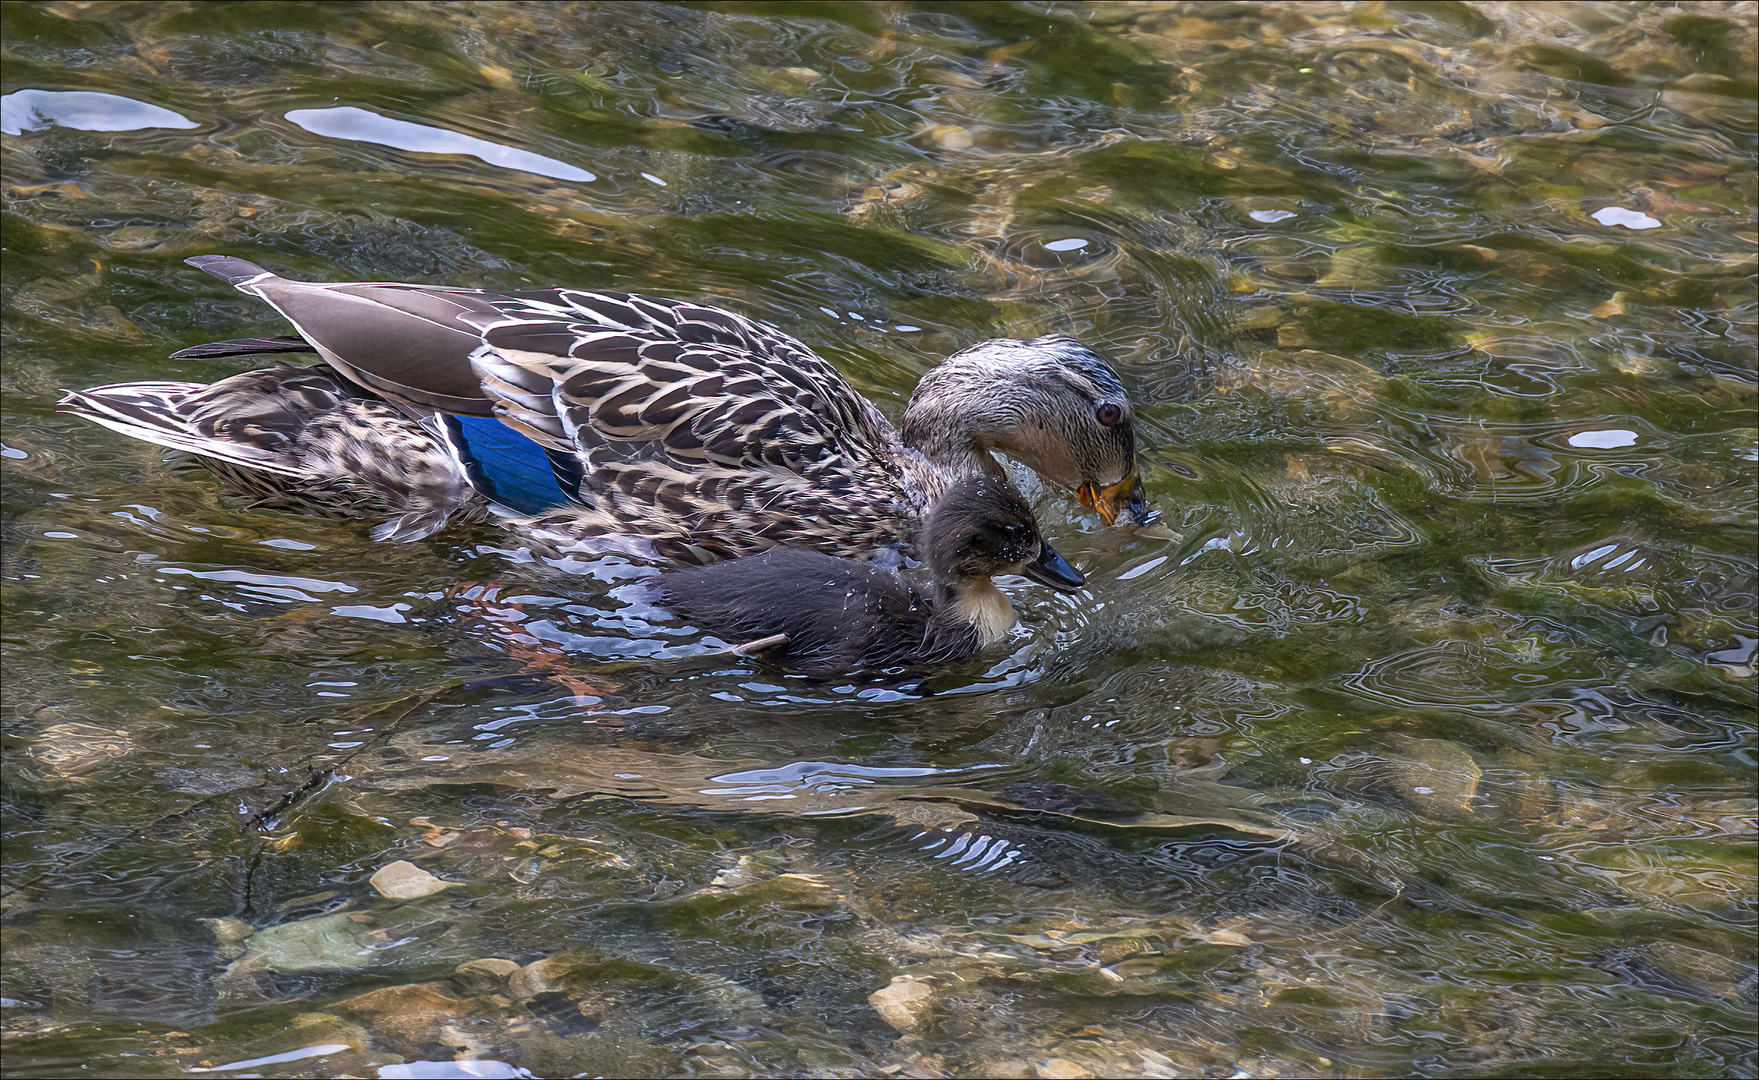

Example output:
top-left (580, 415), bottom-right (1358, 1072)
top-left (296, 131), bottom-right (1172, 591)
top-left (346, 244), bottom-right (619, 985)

top-left (656, 475), bottom-right (1083, 674)
top-left (64, 255), bottom-right (1152, 561)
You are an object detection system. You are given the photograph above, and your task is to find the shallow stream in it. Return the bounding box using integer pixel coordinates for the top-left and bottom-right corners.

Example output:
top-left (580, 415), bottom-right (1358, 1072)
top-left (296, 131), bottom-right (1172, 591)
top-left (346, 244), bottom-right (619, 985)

top-left (3, 3), bottom-right (1755, 1077)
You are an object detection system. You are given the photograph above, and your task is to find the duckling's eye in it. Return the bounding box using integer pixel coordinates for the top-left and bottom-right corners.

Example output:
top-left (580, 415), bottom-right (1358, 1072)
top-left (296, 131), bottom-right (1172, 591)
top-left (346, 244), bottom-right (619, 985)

top-left (1095, 402), bottom-right (1123, 427)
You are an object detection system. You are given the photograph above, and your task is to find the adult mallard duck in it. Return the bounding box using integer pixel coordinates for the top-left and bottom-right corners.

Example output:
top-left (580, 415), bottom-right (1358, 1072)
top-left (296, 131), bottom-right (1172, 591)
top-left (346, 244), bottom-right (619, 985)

top-left (64, 255), bottom-right (1152, 562)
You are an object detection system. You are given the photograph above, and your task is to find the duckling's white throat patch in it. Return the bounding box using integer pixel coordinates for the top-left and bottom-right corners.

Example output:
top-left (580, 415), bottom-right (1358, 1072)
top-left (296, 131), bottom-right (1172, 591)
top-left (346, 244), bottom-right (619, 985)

top-left (951, 581), bottom-right (1014, 645)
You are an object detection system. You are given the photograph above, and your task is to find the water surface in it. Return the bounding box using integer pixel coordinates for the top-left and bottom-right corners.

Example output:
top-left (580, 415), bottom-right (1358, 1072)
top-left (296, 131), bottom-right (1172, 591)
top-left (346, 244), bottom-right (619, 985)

top-left (3, 2), bottom-right (1754, 1077)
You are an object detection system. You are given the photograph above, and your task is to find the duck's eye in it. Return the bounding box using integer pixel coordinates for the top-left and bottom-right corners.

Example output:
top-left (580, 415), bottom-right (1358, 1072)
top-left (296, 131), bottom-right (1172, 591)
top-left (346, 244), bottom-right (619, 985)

top-left (1095, 402), bottom-right (1123, 427)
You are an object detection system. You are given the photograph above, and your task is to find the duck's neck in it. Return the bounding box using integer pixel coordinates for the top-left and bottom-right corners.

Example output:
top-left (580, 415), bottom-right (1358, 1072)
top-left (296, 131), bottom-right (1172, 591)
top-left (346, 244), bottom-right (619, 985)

top-left (894, 442), bottom-right (1002, 512)
top-left (900, 381), bottom-right (1019, 468)
top-left (932, 577), bottom-right (1014, 647)
top-left (898, 369), bottom-right (1047, 511)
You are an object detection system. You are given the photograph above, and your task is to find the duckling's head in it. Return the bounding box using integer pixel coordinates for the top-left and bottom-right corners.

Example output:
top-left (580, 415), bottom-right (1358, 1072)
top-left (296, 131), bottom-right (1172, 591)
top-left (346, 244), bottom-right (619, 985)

top-left (918, 475), bottom-right (1084, 645)
top-left (922, 476), bottom-right (1086, 594)
top-left (902, 336), bottom-right (1153, 526)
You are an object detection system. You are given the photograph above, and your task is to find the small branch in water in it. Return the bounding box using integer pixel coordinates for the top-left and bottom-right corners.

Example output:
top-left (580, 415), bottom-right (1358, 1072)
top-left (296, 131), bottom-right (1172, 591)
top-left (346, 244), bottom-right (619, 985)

top-left (728, 632), bottom-right (789, 656)
top-left (243, 767), bottom-right (336, 833)
top-left (1131, 523), bottom-right (1184, 543)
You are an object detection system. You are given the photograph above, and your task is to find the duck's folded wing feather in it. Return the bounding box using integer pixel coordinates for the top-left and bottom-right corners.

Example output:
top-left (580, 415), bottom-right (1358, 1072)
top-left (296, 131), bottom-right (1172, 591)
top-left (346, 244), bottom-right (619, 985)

top-left (471, 320), bottom-right (898, 479)
top-left (469, 311), bottom-right (919, 558)
top-left (189, 256), bottom-right (500, 415)
top-left (169, 335), bottom-right (317, 360)
top-left (235, 282), bottom-right (505, 416)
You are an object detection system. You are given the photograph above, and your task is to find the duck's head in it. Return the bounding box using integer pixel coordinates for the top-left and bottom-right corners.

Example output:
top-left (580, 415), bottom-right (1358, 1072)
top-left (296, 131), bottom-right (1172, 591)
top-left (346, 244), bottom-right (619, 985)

top-left (902, 336), bottom-right (1153, 526)
top-left (922, 476), bottom-right (1086, 595)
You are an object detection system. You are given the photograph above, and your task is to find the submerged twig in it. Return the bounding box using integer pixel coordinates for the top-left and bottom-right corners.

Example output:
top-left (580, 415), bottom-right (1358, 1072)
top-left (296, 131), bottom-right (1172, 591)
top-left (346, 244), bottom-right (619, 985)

top-left (727, 632), bottom-right (790, 656)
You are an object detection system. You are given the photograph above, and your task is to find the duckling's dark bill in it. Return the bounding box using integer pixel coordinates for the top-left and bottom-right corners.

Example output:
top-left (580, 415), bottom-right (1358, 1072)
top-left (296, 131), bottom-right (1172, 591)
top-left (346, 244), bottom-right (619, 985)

top-left (1023, 542), bottom-right (1085, 593)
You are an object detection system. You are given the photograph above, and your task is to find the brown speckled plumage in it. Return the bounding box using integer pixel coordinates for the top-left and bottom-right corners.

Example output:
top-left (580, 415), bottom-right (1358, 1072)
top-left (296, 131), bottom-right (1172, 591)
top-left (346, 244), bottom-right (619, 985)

top-left (62, 367), bottom-right (482, 542)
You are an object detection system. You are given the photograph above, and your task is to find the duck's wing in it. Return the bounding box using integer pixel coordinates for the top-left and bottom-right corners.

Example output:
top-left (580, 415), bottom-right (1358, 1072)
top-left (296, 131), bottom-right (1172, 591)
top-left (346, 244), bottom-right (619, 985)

top-left (463, 292), bottom-right (897, 467)
top-left (187, 255), bottom-right (505, 415)
top-left (185, 256), bottom-right (896, 447)
top-left (183, 257), bottom-right (916, 551)
top-left (467, 305), bottom-right (919, 558)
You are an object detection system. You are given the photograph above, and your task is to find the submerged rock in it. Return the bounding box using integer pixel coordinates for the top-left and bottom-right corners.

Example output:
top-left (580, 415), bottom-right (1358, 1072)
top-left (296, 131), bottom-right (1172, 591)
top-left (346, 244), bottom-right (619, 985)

top-left (333, 983), bottom-right (478, 1058)
top-left (869, 975), bottom-right (936, 1034)
top-left (370, 859), bottom-right (454, 900)
top-left (1384, 735), bottom-right (1483, 816)
top-left (225, 912), bottom-right (377, 981)
top-left (453, 957), bottom-right (522, 996)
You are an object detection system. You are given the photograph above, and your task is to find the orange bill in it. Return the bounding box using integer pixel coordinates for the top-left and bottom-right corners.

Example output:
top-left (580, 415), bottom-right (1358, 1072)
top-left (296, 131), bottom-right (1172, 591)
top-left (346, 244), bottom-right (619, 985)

top-left (1076, 471), bottom-right (1152, 526)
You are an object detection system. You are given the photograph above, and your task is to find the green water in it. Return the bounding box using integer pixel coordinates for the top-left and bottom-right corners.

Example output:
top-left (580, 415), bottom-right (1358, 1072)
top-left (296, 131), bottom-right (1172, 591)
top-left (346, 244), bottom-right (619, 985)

top-left (3, 2), bottom-right (1754, 1077)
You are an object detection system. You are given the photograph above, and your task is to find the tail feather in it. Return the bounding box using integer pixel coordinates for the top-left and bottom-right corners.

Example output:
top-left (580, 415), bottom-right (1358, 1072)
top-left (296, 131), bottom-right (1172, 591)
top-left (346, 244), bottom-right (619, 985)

top-left (62, 371), bottom-right (481, 542)
top-left (185, 254), bottom-right (275, 286)
top-left (170, 335), bottom-right (316, 360)
top-left (59, 384), bottom-right (306, 478)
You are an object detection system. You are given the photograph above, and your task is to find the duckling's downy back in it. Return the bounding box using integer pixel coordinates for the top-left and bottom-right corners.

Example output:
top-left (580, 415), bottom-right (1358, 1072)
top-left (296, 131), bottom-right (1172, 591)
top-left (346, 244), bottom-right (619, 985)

top-left (656, 475), bottom-right (1083, 675)
top-left (657, 550), bottom-right (937, 675)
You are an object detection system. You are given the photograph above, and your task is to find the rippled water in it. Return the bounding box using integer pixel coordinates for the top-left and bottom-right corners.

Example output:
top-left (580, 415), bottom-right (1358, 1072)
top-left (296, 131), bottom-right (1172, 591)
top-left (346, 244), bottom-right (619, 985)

top-left (3, 2), bottom-right (1755, 1077)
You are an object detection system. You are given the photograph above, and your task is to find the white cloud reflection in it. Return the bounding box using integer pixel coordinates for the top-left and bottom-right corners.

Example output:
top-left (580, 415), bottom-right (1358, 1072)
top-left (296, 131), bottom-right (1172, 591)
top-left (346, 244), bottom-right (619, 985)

top-left (1, 89), bottom-right (198, 135)
top-left (285, 106), bottom-right (595, 182)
